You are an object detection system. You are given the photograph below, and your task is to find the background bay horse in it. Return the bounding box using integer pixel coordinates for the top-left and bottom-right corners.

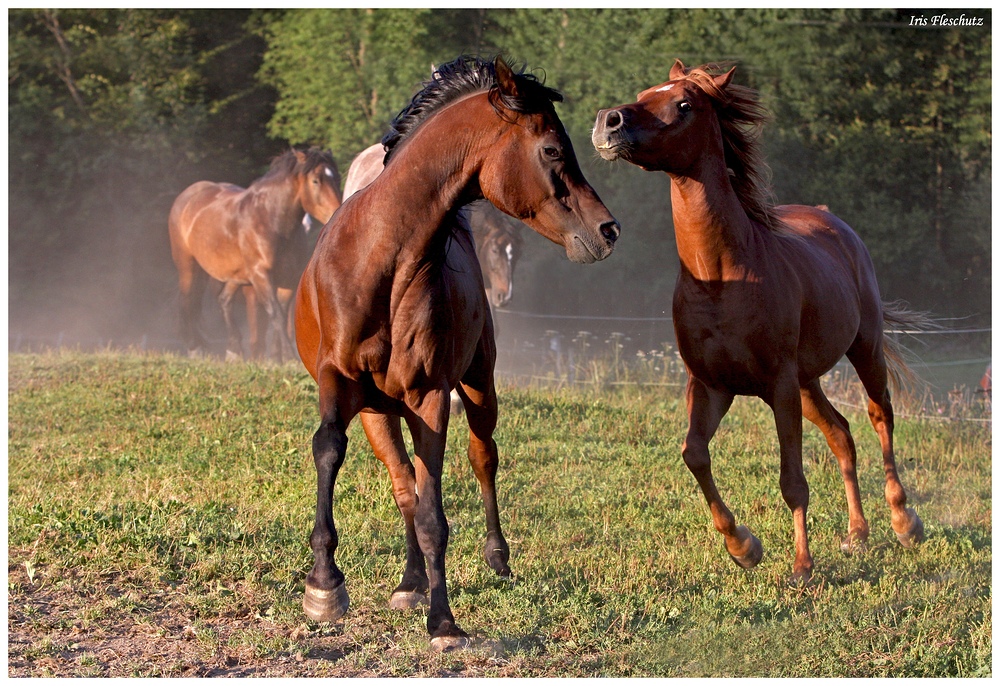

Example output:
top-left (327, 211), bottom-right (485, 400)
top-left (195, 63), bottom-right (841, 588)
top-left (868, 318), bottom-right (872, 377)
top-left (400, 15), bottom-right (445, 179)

top-left (344, 142), bottom-right (524, 309)
top-left (168, 147), bottom-right (341, 361)
top-left (294, 55), bottom-right (619, 650)
top-left (592, 60), bottom-right (924, 583)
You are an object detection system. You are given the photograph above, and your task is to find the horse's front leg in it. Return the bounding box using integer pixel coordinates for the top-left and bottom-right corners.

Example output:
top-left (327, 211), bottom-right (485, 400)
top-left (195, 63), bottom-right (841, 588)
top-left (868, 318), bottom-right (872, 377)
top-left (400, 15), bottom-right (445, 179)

top-left (303, 376), bottom-right (359, 623)
top-left (767, 371), bottom-right (813, 583)
top-left (682, 376), bottom-right (763, 568)
top-left (249, 272), bottom-right (293, 362)
top-left (404, 386), bottom-right (469, 652)
top-left (218, 280), bottom-right (244, 361)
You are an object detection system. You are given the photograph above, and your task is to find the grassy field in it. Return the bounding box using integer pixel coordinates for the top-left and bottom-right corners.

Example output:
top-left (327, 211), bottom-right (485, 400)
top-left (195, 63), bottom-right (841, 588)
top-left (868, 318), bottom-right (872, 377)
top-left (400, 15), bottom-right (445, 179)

top-left (7, 351), bottom-right (992, 677)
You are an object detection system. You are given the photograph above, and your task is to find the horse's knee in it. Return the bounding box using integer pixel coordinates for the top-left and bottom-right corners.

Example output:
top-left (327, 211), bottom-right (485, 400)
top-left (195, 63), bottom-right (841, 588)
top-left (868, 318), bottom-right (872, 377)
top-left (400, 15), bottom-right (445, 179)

top-left (681, 439), bottom-right (711, 477)
top-left (414, 504), bottom-right (449, 556)
top-left (312, 422), bottom-right (347, 467)
top-left (778, 472), bottom-right (809, 510)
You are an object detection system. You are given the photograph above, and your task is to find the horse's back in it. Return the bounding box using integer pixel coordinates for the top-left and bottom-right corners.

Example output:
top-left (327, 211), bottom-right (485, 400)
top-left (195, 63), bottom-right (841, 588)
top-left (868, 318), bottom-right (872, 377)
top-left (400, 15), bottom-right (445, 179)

top-left (773, 204), bottom-right (886, 368)
top-left (774, 204), bottom-right (880, 289)
top-left (342, 144), bottom-right (385, 200)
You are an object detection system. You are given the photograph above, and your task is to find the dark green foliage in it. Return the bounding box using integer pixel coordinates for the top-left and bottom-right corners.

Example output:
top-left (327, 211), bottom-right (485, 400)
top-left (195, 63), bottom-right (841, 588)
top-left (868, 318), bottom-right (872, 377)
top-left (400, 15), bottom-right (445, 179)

top-left (7, 9), bottom-right (991, 349)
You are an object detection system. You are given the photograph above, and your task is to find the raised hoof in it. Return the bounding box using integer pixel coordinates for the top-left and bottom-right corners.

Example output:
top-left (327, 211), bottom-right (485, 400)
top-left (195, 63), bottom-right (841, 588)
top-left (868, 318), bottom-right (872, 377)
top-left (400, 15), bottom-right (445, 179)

top-left (303, 583), bottom-right (350, 623)
top-left (894, 508), bottom-right (925, 548)
top-left (225, 349), bottom-right (242, 363)
top-left (485, 544), bottom-right (511, 578)
top-left (388, 590), bottom-right (429, 611)
top-left (430, 634), bottom-right (471, 653)
top-left (726, 526), bottom-right (763, 569)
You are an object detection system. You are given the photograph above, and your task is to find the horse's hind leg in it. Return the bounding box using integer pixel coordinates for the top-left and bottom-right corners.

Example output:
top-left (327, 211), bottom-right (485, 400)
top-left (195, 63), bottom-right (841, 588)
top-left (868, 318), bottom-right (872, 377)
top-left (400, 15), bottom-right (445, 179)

top-left (360, 412), bottom-right (429, 609)
top-left (456, 369), bottom-right (511, 578)
top-left (801, 379), bottom-right (870, 552)
top-left (404, 387), bottom-right (469, 651)
top-left (847, 344), bottom-right (924, 547)
top-left (682, 377), bottom-right (763, 570)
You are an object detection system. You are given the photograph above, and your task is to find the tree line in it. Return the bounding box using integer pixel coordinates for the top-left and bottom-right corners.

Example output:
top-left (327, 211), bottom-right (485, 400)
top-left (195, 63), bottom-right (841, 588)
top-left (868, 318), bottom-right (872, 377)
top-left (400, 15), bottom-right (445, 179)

top-left (8, 9), bottom-right (991, 345)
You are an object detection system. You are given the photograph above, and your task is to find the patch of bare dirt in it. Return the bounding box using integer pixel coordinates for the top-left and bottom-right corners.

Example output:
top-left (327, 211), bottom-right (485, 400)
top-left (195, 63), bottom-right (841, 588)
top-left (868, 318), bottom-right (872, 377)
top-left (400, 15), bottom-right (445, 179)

top-left (7, 562), bottom-right (519, 678)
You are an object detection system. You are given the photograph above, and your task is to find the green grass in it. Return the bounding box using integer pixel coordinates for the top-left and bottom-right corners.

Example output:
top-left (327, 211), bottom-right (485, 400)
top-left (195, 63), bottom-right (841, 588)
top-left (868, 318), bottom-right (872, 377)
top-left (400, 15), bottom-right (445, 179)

top-left (8, 351), bottom-right (992, 676)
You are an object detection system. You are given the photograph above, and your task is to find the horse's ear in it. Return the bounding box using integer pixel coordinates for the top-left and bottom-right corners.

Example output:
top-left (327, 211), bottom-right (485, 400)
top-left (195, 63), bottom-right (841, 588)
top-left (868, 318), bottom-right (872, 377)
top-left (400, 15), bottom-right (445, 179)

top-left (713, 66), bottom-right (736, 90)
top-left (669, 59), bottom-right (687, 81)
top-left (495, 55), bottom-right (521, 98)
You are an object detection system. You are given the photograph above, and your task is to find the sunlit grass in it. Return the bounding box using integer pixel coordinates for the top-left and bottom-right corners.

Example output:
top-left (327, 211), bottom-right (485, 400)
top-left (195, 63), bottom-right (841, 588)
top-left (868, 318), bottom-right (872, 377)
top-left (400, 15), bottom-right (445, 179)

top-left (8, 351), bottom-right (991, 676)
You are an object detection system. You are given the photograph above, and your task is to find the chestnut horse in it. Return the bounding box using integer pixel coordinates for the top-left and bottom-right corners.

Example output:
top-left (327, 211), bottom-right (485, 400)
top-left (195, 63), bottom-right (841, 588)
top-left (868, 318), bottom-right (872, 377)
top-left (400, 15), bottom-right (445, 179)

top-left (168, 148), bottom-right (341, 361)
top-left (295, 55), bottom-right (619, 650)
top-left (343, 142), bottom-right (524, 308)
top-left (592, 60), bottom-right (924, 583)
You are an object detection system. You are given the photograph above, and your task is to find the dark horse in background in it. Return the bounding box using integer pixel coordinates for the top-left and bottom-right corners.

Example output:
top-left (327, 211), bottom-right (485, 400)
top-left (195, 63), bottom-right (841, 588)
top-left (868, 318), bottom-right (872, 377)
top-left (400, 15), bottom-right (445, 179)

top-left (168, 147), bottom-right (342, 361)
top-left (294, 56), bottom-right (619, 650)
top-left (343, 142), bottom-right (524, 309)
top-left (593, 60), bottom-right (924, 583)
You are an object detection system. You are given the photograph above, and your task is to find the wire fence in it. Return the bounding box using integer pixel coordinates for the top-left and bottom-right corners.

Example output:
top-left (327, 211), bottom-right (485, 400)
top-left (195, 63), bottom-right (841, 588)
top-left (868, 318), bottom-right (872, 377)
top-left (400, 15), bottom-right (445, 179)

top-left (8, 310), bottom-right (992, 424)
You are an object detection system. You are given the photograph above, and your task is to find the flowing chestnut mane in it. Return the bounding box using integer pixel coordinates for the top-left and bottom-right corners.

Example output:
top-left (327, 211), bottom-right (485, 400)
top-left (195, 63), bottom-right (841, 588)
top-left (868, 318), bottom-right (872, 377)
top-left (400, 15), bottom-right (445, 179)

top-left (382, 55), bottom-right (563, 164)
top-left (677, 62), bottom-right (781, 233)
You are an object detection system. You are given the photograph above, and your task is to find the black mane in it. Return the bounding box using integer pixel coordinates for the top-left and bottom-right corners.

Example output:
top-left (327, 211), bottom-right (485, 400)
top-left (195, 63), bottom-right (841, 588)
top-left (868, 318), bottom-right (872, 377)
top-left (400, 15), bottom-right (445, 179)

top-left (381, 55), bottom-right (563, 164)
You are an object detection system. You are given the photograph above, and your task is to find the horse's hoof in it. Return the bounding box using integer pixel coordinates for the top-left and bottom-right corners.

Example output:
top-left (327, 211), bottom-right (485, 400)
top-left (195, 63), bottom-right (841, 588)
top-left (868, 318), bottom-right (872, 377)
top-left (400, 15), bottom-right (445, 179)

top-left (225, 349), bottom-right (241, 363)
top-left (388, 590), bottom-right (429, 611)
top-left (894, 508), bottom-right (925, 548)
top-left (303, 583), bottom-right (349, 623)
top-left (727, 526), bottom-right (763, 569)
top-left (484, 542), bottom-right (511, 578)
top-left (789, 566), bottom-right (813, 586)
top-left (430, 634), bottom-right (471, 653)
top-left (840, 529), bottom-right (869, 554)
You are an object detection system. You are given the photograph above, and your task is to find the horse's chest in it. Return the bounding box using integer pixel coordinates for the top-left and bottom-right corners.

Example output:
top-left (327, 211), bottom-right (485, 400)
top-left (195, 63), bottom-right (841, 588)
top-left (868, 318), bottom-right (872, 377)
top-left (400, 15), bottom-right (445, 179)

top-left (377, 276), bottom-right (485, 394)
top-left (673, 291), bottom-right (786, 395)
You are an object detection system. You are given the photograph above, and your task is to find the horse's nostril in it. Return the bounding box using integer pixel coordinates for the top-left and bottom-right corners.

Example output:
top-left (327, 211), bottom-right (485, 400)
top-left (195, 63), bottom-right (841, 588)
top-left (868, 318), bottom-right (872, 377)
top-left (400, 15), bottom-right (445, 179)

top-left (605, 110), bottom-right (623, 130)
top-left (600, 220), bottom-right (621, 244)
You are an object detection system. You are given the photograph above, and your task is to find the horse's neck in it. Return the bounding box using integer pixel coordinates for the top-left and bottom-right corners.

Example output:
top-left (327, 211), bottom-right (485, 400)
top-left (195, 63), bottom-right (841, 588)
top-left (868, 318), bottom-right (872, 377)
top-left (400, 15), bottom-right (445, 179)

top-left (668, 159), bottom-right (756, 282)
top-left (372, 108), bottom-right (492, 265)
top-left (251, 177), bottom-right (304, 236)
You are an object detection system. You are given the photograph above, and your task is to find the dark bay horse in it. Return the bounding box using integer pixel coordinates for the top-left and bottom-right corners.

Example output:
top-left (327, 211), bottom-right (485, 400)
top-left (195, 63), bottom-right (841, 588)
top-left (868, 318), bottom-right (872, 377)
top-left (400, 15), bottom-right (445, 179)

top-left (592, 60), bottom-right (924, 583)
top-left (343, 142), bottom-right (524, 308)
top-left (168, 148), bottom-right (341, 361)
top-left (295, 55), bottom-right (619, 650)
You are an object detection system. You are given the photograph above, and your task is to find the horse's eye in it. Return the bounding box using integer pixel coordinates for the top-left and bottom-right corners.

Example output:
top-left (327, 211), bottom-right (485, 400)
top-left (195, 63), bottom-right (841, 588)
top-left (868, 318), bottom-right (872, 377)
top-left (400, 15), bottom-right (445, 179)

top-left (678, 101), bottom-right (692, 113)
top-left (543, 146), bottom-right (562, 160)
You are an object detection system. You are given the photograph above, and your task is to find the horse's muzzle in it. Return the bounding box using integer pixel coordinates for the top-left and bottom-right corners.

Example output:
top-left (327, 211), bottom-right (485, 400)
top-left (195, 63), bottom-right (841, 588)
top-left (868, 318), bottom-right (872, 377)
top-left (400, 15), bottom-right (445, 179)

top-left (592, 108), bottom-right (630, 161)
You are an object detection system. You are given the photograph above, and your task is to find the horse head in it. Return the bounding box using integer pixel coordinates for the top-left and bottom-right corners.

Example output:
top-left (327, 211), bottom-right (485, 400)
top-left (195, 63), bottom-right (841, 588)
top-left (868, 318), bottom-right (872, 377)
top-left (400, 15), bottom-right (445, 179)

top-left (476, 56), bottom-right (620, 264)
top-left (473, 207), bottom-right (523, 308)
top-left (295, 147), bottom-right (342, 226)
top-left (592, 59), bottom-right (737, 174)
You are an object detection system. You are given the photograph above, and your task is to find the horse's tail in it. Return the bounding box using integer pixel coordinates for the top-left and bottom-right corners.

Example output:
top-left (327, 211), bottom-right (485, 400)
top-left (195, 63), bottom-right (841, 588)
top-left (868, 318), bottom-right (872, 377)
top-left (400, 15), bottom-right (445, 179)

top-left (881, 300), bottom-right (938, 393)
